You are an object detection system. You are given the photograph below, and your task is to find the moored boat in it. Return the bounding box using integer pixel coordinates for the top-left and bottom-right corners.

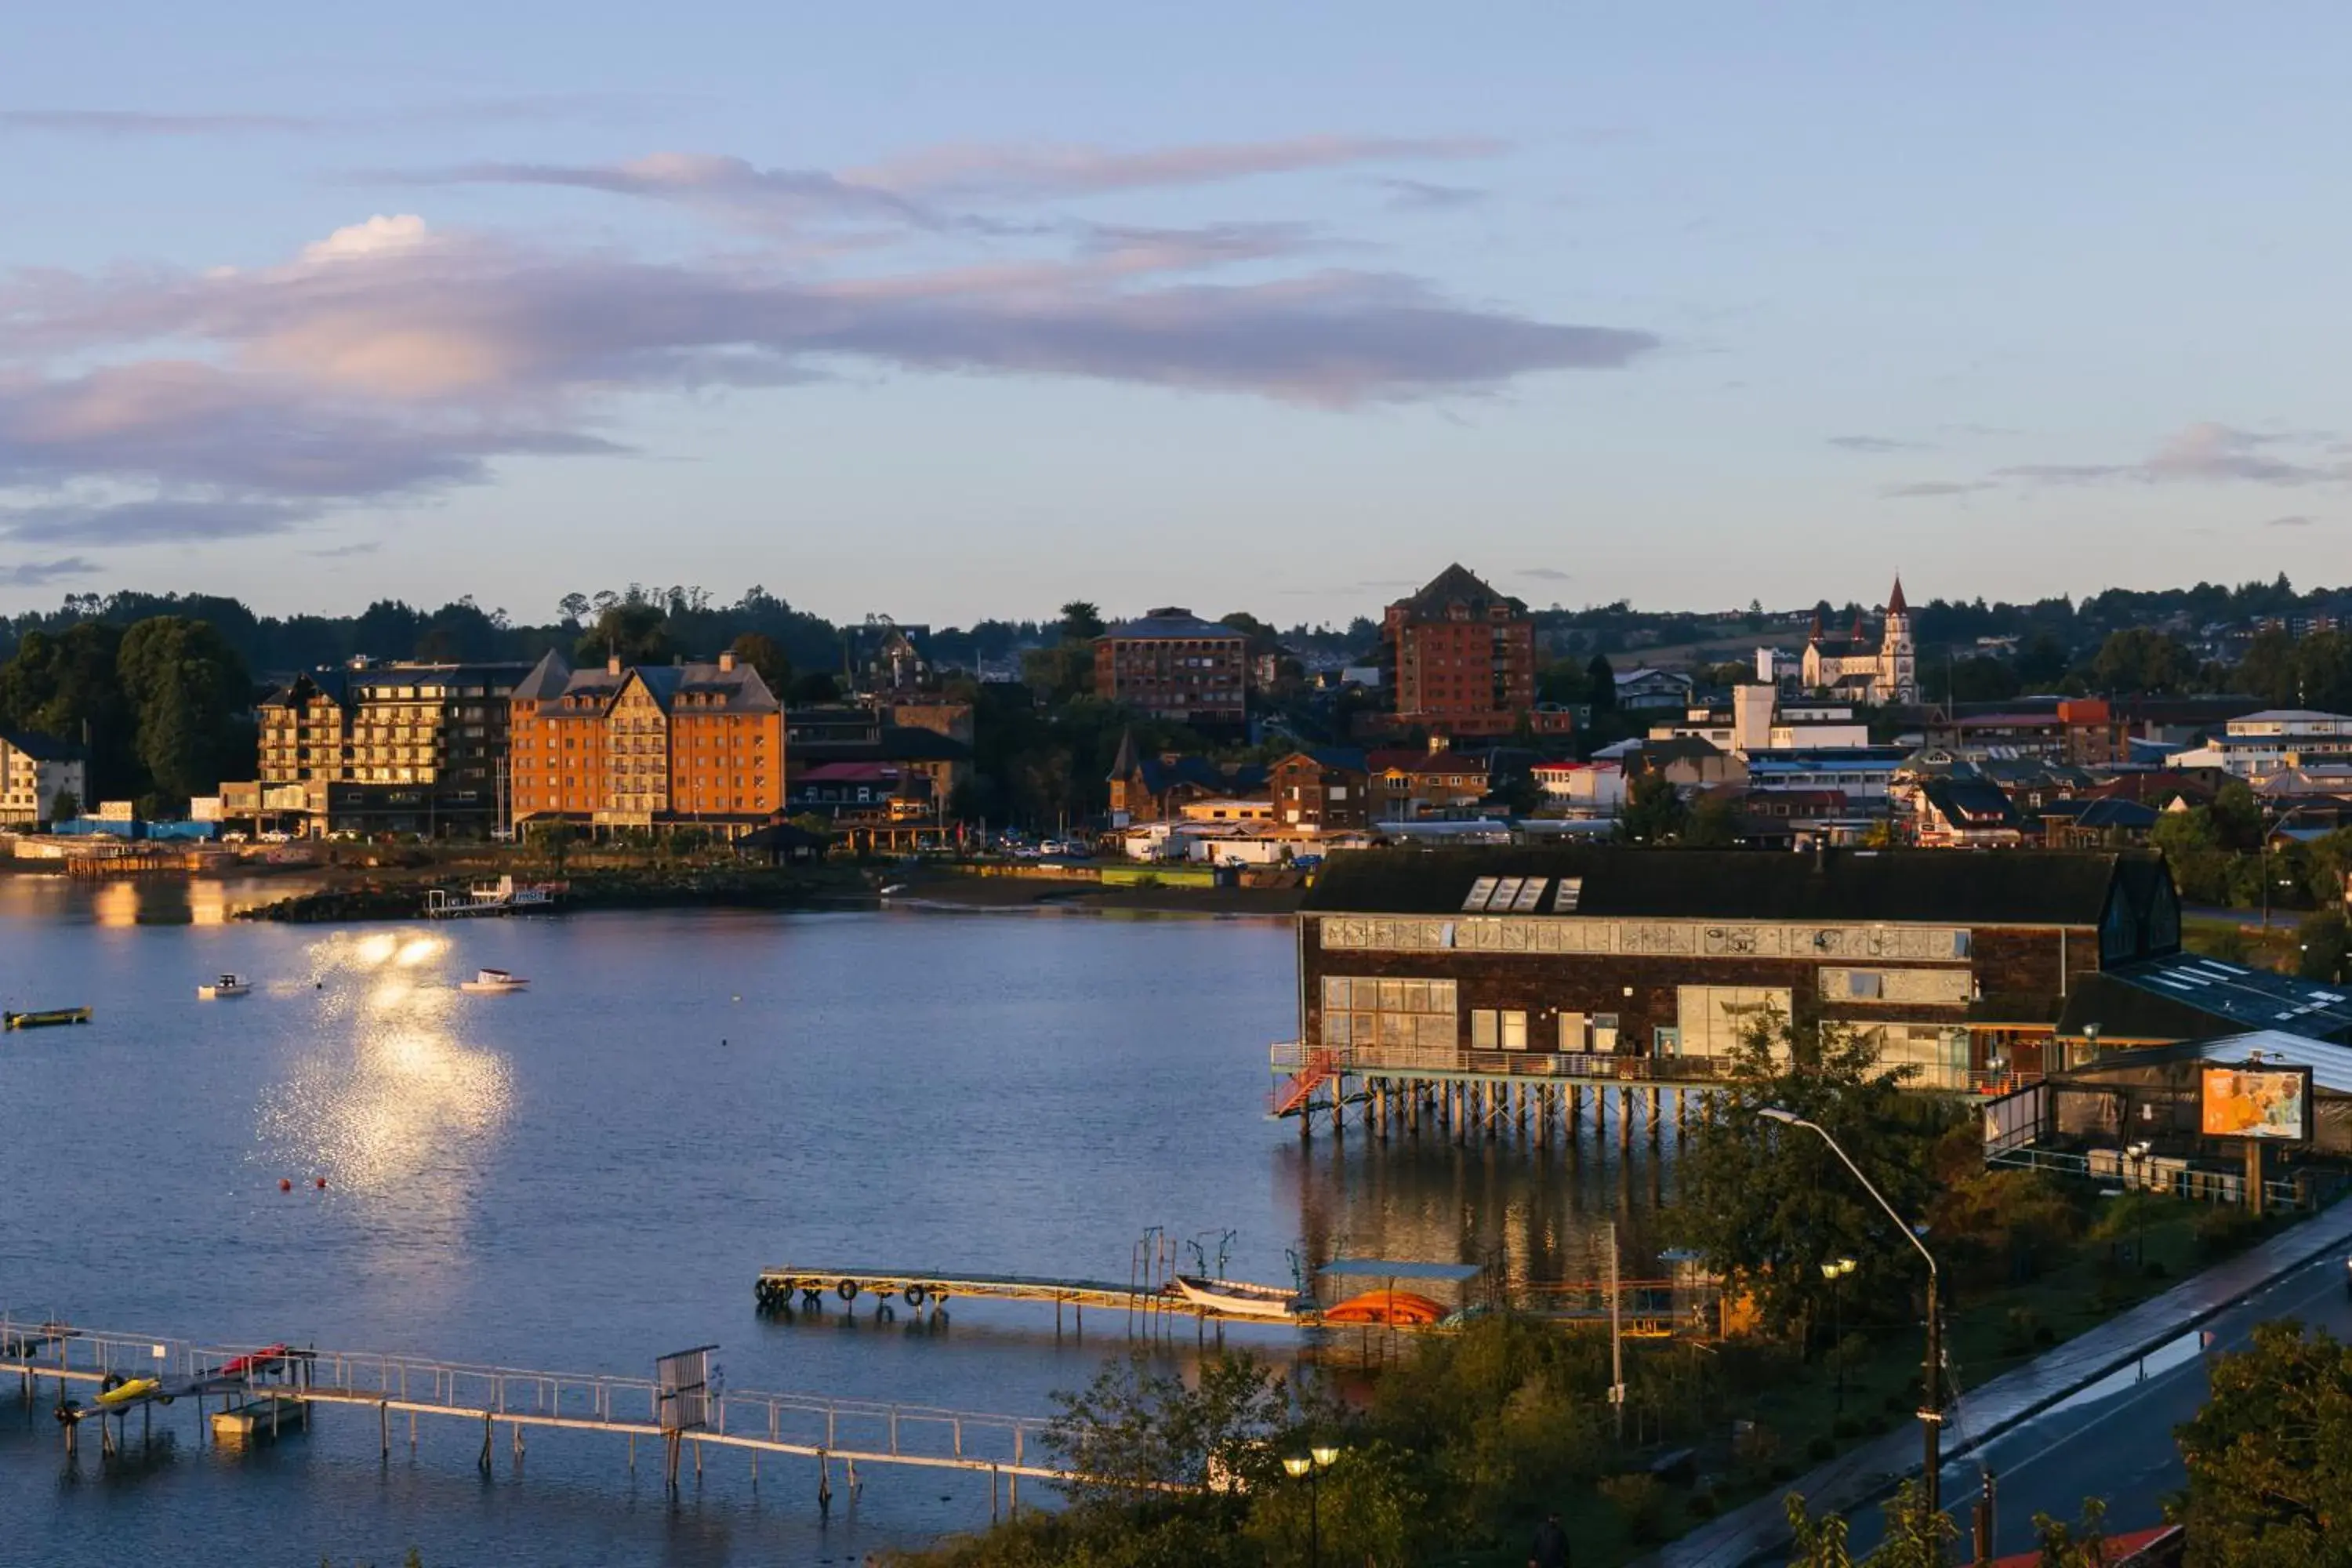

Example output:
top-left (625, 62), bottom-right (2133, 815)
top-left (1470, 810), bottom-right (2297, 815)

top-left (1319, 1288), bottom-right (1450, 1327)
top-left (216, 1343), bottom-right (288, 1378)
top-left (1171, 1274), bottom-right (1317, 1319)
top-left (4, 1007), bottom-right (92, 1030)
top-left (198, 975), bottom-right (251, 1000)
top-left (458, 968), bottom-right (529, 993)
top-left (95, 1375), bottom-right (161, 1409)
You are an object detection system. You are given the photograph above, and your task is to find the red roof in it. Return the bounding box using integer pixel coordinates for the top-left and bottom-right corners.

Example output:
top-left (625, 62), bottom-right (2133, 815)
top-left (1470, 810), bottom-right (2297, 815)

top-left (1888, 575), bottom-right (1909, 615)
top-left (1987, 1524), bottom-right (2176, 1568)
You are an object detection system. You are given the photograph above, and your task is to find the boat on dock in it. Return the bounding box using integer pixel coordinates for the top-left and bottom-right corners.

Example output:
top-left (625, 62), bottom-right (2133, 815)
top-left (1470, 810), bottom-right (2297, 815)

top-left (5, 1007), bottom-right (92, 1030)
top-left (94, 1375), bottom-right (162, 1409)
top-left (198, 974), bottom-right (251, 1000)
top-left (213, 1342), bottom-right (288, 1378)
top-left (1170, 1274), bottom-right (1318, 1320)
top-left (425, 875), bottom-right (557, 920)
top-left (1319, 1288), bottom-right (1450, 1327)
top-left (458, 968), bottom-right (529, 994)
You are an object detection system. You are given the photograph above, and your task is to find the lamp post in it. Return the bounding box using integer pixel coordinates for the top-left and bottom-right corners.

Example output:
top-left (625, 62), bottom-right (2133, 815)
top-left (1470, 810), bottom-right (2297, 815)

top-left (1283, 1443), bottom-right (1341, 1568)
top-left (1820, 1256), bottom-right (1857, 1414)
top-left (1761, 1107), bottom-right (1945, 1520)
top-left (2126, 1140), bottom-right (2153, 1265)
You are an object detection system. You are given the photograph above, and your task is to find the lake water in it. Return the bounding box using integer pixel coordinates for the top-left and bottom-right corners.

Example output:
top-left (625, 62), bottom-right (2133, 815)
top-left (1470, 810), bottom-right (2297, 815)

top-left (0, 875), bottom-right (1677, 1566)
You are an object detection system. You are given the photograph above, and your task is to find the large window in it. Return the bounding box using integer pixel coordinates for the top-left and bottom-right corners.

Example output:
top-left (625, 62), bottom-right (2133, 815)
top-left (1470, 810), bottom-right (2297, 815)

top-left (1470, 1009), bottom-right (1528, 1051)
top-left (1321, 976), bottom-right (1456, 1062)
top-left (1675, 985), bottom-right (1794, 1058)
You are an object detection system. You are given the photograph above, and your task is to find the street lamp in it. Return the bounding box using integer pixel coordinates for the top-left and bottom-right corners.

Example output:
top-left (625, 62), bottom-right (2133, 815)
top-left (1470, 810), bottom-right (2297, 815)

top-left (1760, 1107), bottom-right (1946, 1519)
top-left (1820, 1256), bottom-right (1858, 1413)
top-left (1283, 1443), bottom-right (1341, 1568)
top-left (2126, 1140), bottom-right (2154, 1266)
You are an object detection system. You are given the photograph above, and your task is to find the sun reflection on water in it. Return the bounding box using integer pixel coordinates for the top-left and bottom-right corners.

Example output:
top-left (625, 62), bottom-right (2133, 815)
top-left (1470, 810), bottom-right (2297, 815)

top-left (256, 930), bottom-right (514, 1198)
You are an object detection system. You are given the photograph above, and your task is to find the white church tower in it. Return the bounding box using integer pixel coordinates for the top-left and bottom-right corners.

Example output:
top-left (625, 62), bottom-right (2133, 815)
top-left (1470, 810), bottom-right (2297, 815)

top-left (1881, 575), bottom-right (1917, 705)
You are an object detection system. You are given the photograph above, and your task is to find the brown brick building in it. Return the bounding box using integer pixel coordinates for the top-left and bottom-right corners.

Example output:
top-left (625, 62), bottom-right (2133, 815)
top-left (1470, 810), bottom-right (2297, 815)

top-left (1294, 848), bottom-right (2182, 1093)
top-left (1094, 608), bottom-right (1248, 729)
top-left (1384, 564), bottom-right (1537, 738)
top-left (509, 650), bottom-right (784, 834)
top-left (1272, 750), bottom-right (1371, 831)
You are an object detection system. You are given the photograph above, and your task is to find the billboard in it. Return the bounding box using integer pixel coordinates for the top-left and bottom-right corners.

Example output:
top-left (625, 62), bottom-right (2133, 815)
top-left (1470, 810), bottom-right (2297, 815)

top-left (2200, 1065), bottom-right (2314, 1142)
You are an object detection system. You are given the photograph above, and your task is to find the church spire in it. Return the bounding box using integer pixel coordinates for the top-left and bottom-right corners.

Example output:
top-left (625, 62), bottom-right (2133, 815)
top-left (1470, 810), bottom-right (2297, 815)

top-left (1887, 575), bottom-right (1908, 616)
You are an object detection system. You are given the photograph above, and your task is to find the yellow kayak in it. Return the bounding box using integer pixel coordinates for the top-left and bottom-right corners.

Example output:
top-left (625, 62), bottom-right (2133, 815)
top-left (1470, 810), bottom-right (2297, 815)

top-left (95, 1376), bottom-right (159, 1408)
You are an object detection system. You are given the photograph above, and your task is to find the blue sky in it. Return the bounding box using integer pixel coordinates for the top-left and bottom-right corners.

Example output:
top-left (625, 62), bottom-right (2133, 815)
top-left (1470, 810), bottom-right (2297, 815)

top-left (3, 2), bottom-right (2347, 627)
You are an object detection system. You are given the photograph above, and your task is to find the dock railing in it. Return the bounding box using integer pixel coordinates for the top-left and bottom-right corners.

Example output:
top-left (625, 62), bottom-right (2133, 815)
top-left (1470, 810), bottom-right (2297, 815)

top-left (1270, 1040), bottom-right (1730, 1085)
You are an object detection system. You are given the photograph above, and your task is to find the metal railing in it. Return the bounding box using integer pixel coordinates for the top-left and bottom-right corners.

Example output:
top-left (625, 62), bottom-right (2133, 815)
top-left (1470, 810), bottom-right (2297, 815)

top-left (1269, 1040), bottom-right (1727, 1085)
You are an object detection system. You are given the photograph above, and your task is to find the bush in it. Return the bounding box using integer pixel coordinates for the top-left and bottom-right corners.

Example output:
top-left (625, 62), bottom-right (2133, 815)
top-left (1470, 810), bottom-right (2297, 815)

top-left (2001, 1307), bottom-right (2042, 1356)
top-left (2033, 1326), bottom-right (2058, 1347)
top-left (1688, 1490), bottom-right (1719, 1519)
top-left (1806, 1435), bottom-right (1835, 1462)
top-left (2194, 1207), bottom-right (2267, 1260)
top-left (1596, 1472), bottom-right (1670, 1544)
top-left (1831, 1416), bottom-right (1862, 1440)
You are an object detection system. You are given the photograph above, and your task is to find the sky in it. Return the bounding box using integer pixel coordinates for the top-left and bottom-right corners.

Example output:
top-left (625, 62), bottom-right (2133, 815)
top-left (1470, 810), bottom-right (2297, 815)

top-left (2, 2), bottom-right (2348, 629)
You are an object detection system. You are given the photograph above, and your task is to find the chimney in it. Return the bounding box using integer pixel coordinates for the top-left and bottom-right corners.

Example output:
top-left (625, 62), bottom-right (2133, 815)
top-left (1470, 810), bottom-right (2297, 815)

top-left (606, 655), bottom-right (622, 677)
top-left (718, 650), bottom-right (736, 673)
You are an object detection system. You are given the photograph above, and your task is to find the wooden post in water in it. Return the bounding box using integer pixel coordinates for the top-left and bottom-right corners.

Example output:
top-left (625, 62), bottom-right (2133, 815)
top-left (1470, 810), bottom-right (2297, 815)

top-left (1648, 1087), bottom-right (1661, 1142)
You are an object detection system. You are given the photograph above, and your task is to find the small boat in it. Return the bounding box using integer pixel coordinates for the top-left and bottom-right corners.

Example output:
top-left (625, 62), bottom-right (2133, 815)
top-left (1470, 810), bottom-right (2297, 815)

top-left (95, 1376), bottom-right (161, 1409)
top-left (216, 1343), bottom-right (287, 1378)
top-left (879, 883), bottom-right (910, 897)
top-left (1319, 1288), bottom-right (1450, 1327)
top-left (4, 1007), bottom-right (92, 1030)
top-left (1171, 1274), bottom-right (1317, 1320)
top-left (198, 975), bottom-right (252, 1000)
top-left (458, 968), bottom-right (529, 994)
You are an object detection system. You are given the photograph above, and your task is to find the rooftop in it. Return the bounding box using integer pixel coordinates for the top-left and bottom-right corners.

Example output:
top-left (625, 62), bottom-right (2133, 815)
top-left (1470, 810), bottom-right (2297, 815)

top-left (1101, 608), bottom-right (1244, 641)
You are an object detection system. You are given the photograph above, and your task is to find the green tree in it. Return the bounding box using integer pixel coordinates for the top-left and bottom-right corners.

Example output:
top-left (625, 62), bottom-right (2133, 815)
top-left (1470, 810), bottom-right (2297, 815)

top-left (1537, 659), bottom-right (1590, 706)
top-left (1686, 791), bottom-right (1740, 847)
top-left (2237, 626), bottom-right (2300, 707)
top-left (1616, 772), bottom-right (1686, 844)
top-left (0, 621), bottom-right (142, 800)
top-left (2015, 630), bottom-right (2071, 690)
top-left (2031, 1496), bottom-right (2110, 1567)
top-left (1668, 1007), bottom-right (1949, 1337)
top-left (1241, 1440), bottom-right (1429, 1566)
top-left (727, 632), bottom-right (792, 697)
top-left (1586, 653), bottom-right (1618, 712)
top-left (116, 616), bottom-right (256, 806)
top-left (2210, 781), bottom-right (2265, 852)
top-left (2176, 1319), bottom-right (2352, 1564)
top-left (1045, 1348), bottom-right (1290, 1504)
top-left (2091, 628), bottom-right (2195, 695)
top-left (574, 601), bottom-right (670, 665)
top-left (1057, 601), bottom-right (1107, 641)
top-left (46, 787), bottom-right (80, 824)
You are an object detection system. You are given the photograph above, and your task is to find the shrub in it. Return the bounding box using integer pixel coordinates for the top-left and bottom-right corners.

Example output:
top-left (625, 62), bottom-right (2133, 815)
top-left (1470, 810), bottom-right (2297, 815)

top-left (1806, 1435), bottom-right (1835, 1462)
top-left (1831, 1416), bottom-right (1862, 1440)
top-left (2033, 1326), bottom-right (2058, 1347)
top-left (1596, 1473), bottom-right (1670, 1544)
top-left (1688, 1490), bottom-right (1719, 1519)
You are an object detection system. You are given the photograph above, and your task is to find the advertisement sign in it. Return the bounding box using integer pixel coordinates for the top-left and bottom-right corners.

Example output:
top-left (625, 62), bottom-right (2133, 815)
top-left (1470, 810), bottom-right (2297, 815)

top-left (2200, 1064), bottom-right (2313, 1142)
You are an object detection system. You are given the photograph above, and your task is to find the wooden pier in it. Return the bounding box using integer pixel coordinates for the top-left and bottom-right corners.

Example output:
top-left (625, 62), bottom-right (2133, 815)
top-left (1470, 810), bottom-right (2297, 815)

top-left (1269, 1040), bottom-right (1721, 1149)
top-left (0, 1315), bottom-right (1071, 1513)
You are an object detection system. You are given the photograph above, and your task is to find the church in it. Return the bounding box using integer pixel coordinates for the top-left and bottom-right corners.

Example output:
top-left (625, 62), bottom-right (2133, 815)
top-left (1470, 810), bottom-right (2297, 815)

top-left (1800, 577), bottom-right (1918, 706)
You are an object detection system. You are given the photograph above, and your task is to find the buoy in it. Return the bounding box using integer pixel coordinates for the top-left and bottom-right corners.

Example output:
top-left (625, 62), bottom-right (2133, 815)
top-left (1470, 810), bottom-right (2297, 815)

top-left (314, 1177), bottom-right (327, 1190)
top-left (278, 1178), bottom-right (292, 1192)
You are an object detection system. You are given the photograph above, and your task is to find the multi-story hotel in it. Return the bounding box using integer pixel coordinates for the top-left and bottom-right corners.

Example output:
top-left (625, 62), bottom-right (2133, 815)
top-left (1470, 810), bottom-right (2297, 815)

top-left (0, 730), bottom-right (87, 826)
top-left (252, 660), bottom-right (535, 837)
top-left (1383, 565), bottom-right (1539, 738)
top-left (508, 651), bottom-right (785, 833)
top-left (1094, 608), bottom-right (1248, 730)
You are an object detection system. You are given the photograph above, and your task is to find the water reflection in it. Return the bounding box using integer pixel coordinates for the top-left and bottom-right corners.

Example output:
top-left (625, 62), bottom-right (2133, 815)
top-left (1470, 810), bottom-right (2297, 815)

top-left (255, 929), bottom-right (514, 1203)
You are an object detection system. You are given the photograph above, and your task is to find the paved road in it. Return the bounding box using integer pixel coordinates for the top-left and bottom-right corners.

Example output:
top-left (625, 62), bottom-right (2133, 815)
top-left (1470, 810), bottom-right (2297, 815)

top-left (1839, 1247), bottom-right (2352, 1558)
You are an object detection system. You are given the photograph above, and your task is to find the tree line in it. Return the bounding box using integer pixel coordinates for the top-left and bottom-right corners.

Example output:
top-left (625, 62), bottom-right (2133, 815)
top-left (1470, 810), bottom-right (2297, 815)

top-left (0, 618), bottom-right (253, 812)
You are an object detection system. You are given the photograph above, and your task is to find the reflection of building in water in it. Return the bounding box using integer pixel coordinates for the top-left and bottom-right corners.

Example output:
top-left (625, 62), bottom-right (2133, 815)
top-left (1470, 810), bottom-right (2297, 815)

top-left (1279, 1135), bottom-right (1679, 1305)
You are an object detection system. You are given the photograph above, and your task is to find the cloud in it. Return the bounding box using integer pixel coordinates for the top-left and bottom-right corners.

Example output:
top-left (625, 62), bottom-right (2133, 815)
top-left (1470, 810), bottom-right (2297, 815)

top-left (307, 540), bottom-right (383, 557)
top-left (1517, 567), bottom-right (1573, 581)
top-left (2265, 514), bottom-right (2320, 528)
top-left (388, 153), bottom-right (935, 232)
top-left (1996, 423), bottom-right (2350, 488)
top-left (846, 135), bottom-right (1504, 201)
top-left (1377, 178), bottom-right (1487, 212)
top-left (1828, 434), bottom-right (1927, 453)
top-left (1879, 480), bottom-right (1994, 499)
top-left (0, 109), bottom-right (314, 136)
top-left (0, 556), bottom-right (97, 586)
top-left (0, 95), bottom-right (645, 139)
top-left (0, 204), bottom-right (1655, 550)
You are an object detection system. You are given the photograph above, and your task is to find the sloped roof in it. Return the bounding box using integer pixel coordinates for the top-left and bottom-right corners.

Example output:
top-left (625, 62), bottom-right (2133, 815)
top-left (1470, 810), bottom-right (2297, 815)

top-left (1102, 608), bottom-right (1243, 641)
top-left (1390, 564), bottom-right (1523, 622)
top-left (1921, 778), bottom-right (2021, 828)
top-left (1303, 846), bottom-right (2151, 924)
top-left (0, 729), bottom-right (82, 763)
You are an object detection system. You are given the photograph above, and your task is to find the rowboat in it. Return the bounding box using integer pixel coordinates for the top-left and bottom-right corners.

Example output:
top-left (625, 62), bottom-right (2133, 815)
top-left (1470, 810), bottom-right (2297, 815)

top-left (1319, 1288), bottom-right (1450, 1327)
top-left (1170, 1274), bottom-right (1317, 1320)
top-left (198, 975), bottom-right (251, 1000)
top-left (216, 1343), bottom-right (287, 1378)
top-left (95, 1376), bottom-right (160, 1409)
top-left (4, 1007), bottom-right (92, 1029)
top-left (458, 968), bottom-right (529, 994)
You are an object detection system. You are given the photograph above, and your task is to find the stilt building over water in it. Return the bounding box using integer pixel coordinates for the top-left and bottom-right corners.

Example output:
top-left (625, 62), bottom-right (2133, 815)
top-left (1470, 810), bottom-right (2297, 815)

top-left (1271, 847), bottom-right (2187, 1139)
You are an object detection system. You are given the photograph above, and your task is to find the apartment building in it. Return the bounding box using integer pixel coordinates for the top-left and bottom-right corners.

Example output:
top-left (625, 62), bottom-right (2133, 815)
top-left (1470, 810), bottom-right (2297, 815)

top-left (1094, 608), bottom-right (1248, 729)
top-left (509, 650), bottom-right (784, 834)
top-left (1384, 565), bottom-right (1537, 738)
top-left (252, 660), bottom-right (534, 837)
top-left (0, 730), bottom-right (87, 826)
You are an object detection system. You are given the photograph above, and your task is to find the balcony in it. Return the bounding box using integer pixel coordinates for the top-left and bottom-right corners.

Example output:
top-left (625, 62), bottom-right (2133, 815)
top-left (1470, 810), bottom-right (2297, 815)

top-left (1269, 1040), bottom-right (1729, 1085)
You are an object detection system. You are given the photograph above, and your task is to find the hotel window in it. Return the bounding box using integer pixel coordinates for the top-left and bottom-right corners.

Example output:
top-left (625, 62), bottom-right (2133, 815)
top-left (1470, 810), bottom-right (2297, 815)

top-left (1468, 1009), bottom-right (1525, 1050)
top-left (1319, 976), bottom-right (1455, 1057)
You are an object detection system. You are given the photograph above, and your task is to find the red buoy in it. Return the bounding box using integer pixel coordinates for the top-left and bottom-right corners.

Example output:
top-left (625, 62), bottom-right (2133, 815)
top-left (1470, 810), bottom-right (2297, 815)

top-left (278, 1178), bottom-right (292, 1192)
top-left (314, 1177), bottom-right (327, 1190)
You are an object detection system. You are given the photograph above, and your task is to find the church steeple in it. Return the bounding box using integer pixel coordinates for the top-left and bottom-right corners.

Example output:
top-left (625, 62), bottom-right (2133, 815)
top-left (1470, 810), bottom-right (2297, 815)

top-left (1887, 575), bottom-right (1909, 617)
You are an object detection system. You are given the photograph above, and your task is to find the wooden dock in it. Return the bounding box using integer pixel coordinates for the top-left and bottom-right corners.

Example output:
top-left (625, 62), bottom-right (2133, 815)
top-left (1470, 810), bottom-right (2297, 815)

top-left (0, 1315), bottom-right (1071, 1512)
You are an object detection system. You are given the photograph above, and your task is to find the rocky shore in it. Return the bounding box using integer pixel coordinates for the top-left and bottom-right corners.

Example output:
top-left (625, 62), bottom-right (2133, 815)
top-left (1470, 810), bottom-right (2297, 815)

top-left (234, 865), bottom-right (863, 922)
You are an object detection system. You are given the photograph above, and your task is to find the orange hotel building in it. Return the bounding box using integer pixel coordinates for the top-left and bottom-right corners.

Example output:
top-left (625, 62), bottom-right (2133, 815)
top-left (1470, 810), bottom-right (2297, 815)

top-left (508, 650), bottom-right (785, 835)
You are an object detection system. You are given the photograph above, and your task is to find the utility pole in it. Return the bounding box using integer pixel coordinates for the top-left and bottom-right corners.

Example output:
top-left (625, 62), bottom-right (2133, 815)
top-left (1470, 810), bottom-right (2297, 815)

top-left (1607, 1221), bottom-right (1625, 1439)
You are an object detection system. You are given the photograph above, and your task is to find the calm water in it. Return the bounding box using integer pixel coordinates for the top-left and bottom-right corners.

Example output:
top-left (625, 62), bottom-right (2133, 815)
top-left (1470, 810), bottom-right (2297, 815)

top-left (0, 875), bottom-right (1675, 1566)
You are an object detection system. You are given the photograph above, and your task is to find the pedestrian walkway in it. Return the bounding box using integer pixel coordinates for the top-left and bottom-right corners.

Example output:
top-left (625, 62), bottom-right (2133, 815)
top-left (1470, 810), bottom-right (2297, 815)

top-left (1642, 1197), bottom-right (2352, 1568)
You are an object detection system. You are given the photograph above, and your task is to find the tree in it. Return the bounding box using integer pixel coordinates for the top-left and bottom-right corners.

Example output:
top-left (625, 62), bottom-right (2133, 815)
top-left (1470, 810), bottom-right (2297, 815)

top-left (1668, 1007), bottom-right (1950, 1337)
top-left (1045, 1348), bottom-right (1290, 1504)
top-left (727, 633), bottom-right (792, 697)
top-left (2015, 631), bottom-right (2071, 690)
top-left (2209, 781), bottom-right (2265, 852)
top-left (1537, 659), bottom-right (1590, 706)
top-left (46, 787), bottom-right (79, 824)
top-left (116, 616), bottom-right (255, 805)
top-left (557, 592), bottom-right (591, 626)
top-left (574, 601), bottom-right (670, 666)
top-left (2030, 1497), bottom-right (2111, 1568)
top-left (1616, 772), bottom-right (1686, 844)
top-left (1057, 601), bottom-right (1106, 642)
top-left (2090, 628), bottom-right (2194, 695)
top-left (1686, 791), bottom-right (1740, 847)
top-left (0, 621), bottom-right (142, 800)
top-left (789, 670), bottom-right (841, 705)
top-left (2176, 1319), bottom-right (2352, 1564)
top-left (1586, 653), bottom-right (1618, 712)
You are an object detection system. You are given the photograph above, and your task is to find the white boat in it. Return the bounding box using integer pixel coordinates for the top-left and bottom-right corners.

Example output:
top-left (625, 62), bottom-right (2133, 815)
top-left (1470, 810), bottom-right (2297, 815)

top-left (1171, 1274), bottom-right (1316, 1320)
top-left (198, 975), bottom-right (251, 1000)
top-left (878, 883), bottom-right (910, 897)
top-left (458, 968), bottom-right (530, 994)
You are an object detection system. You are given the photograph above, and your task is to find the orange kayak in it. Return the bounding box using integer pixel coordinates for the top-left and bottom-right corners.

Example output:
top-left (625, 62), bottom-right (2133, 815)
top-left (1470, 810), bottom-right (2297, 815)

top-left (1320, 1289), bottom-right (1449, 1327)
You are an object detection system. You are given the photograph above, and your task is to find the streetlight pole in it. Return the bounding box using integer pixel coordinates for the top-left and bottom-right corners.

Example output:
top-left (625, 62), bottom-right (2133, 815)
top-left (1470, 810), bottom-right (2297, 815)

top-left (1762, 1108), bottom-right (1944, 1519)
top-left (1283, 1443), bottom-right (1340, 1568)
top-left (1820, 1256), bottom-right (1857, 1414)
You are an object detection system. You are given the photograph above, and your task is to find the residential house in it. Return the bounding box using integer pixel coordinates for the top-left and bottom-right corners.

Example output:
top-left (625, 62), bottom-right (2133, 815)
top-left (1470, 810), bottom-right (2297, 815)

top-left (249, 659), bottom-right (537, 837)
top-left (1913, 778), bottom-right (2026, 848)
top-left (1104, 731), bottom-right (1269, 825)
top-left (844, 621), bottom-right (935, 697)
top-left (1613, 668), bottom-right (1696, 712)
top-left (1622, 737), bottom-right (1748, 791)
top-left (509, 650), bottom-right (785, 836)
top-left (1533, 760), bottom-right (1627, 815)
top-left (1365, 746), bottom-right (1493, 822)
top-left (1383, 564), bottom-right (1539, 738)
top-left (2040, 797), bottom-right (2161, 848)
top-left (1270, 749), bottom-right (1371, 831)
top-left (1094, 608), bottom-right (1248, 729)
top-left (0, 730), bottom-right (86, 826)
